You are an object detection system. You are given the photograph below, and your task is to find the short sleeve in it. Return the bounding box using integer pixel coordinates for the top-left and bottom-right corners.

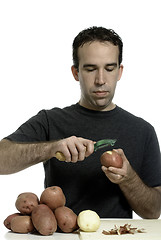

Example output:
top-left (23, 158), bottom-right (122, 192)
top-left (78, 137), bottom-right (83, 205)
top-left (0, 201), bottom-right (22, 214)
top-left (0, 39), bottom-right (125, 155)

top-left (140, 126), bottom-right (161, 187)
top-left (5, 110), bottom-right (49, 142)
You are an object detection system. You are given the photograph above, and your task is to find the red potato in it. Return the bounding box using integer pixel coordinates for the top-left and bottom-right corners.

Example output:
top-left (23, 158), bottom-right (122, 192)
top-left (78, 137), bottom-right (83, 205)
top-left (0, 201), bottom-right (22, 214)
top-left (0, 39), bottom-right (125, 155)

top-left (40, 186), bottom-right (66, 211)
top-left (11, 215), bottom-right (34, 233)
top-left (31, 204), bottom-right (57, 236)
top-left (3, 213), bottom-right (21, 230)
top-left (15, 192), bottom-right (39, 215)
top-left (100, 150), bottom-right (123, 168)
top-left (54, 206), bottom-right (78, 233)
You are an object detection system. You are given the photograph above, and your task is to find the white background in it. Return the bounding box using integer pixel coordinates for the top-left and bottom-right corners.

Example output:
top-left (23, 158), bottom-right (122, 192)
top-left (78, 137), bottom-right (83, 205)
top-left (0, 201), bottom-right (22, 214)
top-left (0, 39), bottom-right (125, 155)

top-left (0, 0), bottom-right (161, 232)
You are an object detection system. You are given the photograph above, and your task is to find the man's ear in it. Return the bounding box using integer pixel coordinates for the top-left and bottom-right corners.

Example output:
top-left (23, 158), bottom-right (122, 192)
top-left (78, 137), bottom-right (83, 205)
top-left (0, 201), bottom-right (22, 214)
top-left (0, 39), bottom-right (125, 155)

top-left (118, 64), bottom-right (124, 81)
top-left (71, 65), bottom-right (79, 81)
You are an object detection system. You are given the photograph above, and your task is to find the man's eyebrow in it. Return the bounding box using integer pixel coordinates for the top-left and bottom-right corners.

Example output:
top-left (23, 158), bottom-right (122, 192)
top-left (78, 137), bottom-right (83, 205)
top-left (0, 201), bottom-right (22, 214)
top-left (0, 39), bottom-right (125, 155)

top-left (83, 64), bottom-right (97, 68)
top-left (83, 63), bottom-right (118, 68)
top-left (105, 63), bottom-right (118, 67)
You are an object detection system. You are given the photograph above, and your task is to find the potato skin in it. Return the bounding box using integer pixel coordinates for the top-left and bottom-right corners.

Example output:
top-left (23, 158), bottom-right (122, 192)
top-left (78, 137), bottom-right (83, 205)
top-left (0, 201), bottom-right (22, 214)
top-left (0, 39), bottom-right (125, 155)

top-left (40, 186), bottom-right (66, 211)
top-left (100, 150), bottom-right (123, 168)
top-left (4, 213), bottom-right (21, 230)
top-left (54, 206), bottom-right (78, 233)
top-left (15, 192), bottom-right (39, 215)
top-left (31, 204), bottom-right (57, 235)
top-left (11, 215), bottom-right (34, 233)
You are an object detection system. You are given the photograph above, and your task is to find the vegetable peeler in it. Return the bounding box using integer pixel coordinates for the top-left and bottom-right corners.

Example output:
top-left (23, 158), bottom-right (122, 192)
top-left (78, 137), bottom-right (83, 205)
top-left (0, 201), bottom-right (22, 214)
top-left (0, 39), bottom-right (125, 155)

top-left (94, 138), bottom-right (116, 151)
top-left (55, 139), bottom-right (117, 161)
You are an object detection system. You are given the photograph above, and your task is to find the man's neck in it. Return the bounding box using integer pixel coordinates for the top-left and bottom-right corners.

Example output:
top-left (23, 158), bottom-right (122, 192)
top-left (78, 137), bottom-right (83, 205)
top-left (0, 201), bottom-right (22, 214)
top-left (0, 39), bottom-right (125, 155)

top-left (78, 101), bottom-right (116, 112)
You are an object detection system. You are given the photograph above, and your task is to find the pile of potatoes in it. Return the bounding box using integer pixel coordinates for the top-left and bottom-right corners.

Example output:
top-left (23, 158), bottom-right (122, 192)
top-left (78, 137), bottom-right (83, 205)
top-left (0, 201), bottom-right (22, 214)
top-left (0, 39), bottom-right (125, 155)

top-left (3, 186), bottom-right (78, 236)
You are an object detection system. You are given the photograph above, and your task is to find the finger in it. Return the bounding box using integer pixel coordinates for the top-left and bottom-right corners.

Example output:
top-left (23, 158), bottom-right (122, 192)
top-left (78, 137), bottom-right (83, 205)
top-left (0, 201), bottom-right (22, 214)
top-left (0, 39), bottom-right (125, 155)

top-left (102, 165), bottom-right (108, 172)
top-left (68, 140), bottom-right (87, 162)
top-left (68, 138), bottom-right (86, 161)
top-left (59, 137), bottom-right (87, 163)
top-left (113, 148), bottom-right (126, 161)
top-left (108, 166), bottom-right (125, 176)
top-left (77, 145), bottom-right (86, 161)
top-left (102, 165), bottom-right (123, 177)
top-left (101, 166), bottom-right (123, 183)
top-left (101, 166), bottom-right (115, 178)
top-left (70, 139), bottom-right (93, 162)
top-left (83, 140), bottom-right (94, 157)
top-left (67, 144), bottom-right (79, 163)
top-left (62, 148), bottom-right (72, 162)
top-left (54, 139), bottom-right (72, 162)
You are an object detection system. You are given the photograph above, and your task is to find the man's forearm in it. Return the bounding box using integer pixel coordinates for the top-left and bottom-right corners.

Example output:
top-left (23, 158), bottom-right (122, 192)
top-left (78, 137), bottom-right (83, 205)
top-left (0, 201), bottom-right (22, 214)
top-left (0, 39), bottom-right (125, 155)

top-left (119, 169), bottom-right (161, 219)
top-left (0, 137), bottom-right (94, 174)
top-left (0, 139), bottom-right (51, 174)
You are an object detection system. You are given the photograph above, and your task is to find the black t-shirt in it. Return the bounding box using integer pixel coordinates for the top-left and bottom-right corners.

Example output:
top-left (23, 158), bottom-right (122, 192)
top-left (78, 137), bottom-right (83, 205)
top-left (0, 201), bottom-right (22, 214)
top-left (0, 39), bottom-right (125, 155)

top-left (6, 104), bottom-right (161, 218)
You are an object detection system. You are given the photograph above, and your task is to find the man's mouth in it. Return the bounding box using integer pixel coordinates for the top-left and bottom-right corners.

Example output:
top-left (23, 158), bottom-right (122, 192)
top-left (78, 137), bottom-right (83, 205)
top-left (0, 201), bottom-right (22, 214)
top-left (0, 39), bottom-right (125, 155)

top-left (93, 91), bottom-right (108, 97)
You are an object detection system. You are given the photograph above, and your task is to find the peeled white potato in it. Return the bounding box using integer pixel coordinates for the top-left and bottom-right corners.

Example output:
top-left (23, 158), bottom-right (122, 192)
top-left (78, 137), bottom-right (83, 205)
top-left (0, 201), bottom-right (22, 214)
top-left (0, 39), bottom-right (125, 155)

top-left (77, 210), bottom-right (100, 232)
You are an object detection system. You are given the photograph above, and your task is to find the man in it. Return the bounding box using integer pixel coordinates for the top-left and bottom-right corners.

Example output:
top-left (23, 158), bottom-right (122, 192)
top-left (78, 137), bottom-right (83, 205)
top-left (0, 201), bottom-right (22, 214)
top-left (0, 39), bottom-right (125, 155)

top-left (0, 26), bottom-right (161, 219)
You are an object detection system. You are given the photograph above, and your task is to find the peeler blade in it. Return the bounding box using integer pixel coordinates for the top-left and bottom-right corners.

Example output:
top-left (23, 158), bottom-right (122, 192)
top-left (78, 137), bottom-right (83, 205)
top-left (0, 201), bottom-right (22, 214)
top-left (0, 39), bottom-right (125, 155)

top-left (94, 139), bottom-right (117, 151)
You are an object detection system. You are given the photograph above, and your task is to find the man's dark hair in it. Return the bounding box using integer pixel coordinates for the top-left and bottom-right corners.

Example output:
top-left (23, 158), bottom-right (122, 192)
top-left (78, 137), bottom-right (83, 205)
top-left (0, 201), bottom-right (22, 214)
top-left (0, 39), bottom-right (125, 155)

top-left (72, 26), bottom-right (123, 70)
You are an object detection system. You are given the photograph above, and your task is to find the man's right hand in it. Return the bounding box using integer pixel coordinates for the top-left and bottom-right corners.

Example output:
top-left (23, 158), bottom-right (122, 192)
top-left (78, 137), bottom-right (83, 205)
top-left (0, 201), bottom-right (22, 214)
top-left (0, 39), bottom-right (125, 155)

top-left (52, 136), bottom-right (94, 163)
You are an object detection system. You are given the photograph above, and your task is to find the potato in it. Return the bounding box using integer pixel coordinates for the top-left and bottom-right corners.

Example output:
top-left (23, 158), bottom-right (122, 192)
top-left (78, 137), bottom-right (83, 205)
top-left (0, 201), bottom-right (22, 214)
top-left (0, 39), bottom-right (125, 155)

top-left (77, 210), bottom-right (100, 232)
top-left (54, 206), bottom-right (78, 233)
top-left (4, 213), bottom-right (21, 230)
top-left (40, 186), bottom-right (66, 211)
top-left (15, 192), bottom-right (39, 215)
top-left (31, 204), bottom-right (57, 235)
top-left (100, 150), bottom-right (123, 168)
top-left (11, 215), bottom-right (34, 233)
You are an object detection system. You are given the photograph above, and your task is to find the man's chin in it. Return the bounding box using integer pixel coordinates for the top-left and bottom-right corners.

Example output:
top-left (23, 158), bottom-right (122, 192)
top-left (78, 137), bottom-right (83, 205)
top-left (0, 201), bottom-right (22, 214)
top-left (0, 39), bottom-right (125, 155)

top-left (93, 100), bottom-right (115, 111)
top-left (79, 98), bottom-right (115, 111)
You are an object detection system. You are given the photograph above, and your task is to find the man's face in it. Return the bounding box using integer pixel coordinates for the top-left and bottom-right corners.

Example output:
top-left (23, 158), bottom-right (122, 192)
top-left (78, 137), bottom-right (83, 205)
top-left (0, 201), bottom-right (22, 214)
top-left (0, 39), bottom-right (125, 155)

top-left (72, 41), bottom-right (123, 111)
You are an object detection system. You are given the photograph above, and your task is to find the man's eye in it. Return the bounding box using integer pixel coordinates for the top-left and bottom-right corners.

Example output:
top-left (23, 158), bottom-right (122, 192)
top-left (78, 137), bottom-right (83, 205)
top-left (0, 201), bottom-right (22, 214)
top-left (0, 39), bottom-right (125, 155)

top-left (106, 68), bottom-right (114, 72)
top-left (86, 68), bottom-right (96, 72)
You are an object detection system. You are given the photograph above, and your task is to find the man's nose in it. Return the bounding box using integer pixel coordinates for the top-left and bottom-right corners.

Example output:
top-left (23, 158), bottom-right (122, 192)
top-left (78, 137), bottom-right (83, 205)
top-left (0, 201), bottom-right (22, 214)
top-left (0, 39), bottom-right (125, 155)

top-left (95, 69), bottom-right (105, 85)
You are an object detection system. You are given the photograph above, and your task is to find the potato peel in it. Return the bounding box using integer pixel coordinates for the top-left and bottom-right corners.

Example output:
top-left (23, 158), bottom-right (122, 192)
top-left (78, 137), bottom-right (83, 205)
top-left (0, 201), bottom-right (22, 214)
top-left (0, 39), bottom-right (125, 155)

top-left (102, 223), bottom-right (145, 235)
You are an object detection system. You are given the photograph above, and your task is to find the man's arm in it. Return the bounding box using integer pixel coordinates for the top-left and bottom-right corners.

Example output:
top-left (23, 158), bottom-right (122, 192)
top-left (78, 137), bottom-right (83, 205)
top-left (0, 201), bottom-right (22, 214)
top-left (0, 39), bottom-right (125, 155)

top-left (119, 169), bottom-right (161, 219)
top-left (0, 137), bottom-right (94, 174)
top-left (0, 139), bottom-right (51, 174)
top-left (102, 149), bottom-right (161, 219)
